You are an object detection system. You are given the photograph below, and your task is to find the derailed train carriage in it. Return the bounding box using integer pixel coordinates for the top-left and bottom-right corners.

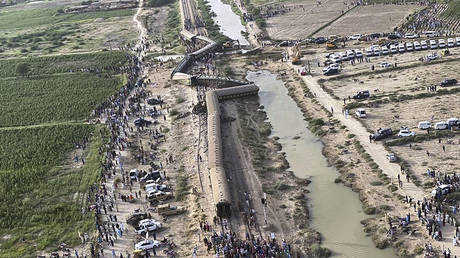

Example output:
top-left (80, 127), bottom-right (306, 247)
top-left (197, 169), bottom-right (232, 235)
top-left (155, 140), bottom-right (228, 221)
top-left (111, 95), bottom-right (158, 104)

top-left (206, 84), bottom-right (259, 218)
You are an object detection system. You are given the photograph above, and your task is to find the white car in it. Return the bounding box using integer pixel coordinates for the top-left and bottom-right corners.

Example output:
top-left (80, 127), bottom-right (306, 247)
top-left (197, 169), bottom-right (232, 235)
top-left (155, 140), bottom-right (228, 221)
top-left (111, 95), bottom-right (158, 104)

top-left (398, 128), bottom-right (416, 137)
top-left (456, 37), bottom-right (460, 46)
top-left (346, 50), bottom-right (355, 59)
top-left (129, 168), bottom-right (139, 181)
top-left (426, 53), bottom-right (438, 61)
top-left (135, 220), bottom-right (162, 234)
top-left (355, 108), bottom-right (366, 118)
top-left (431, 184), bottom-right (452, 197)
top-left (135, 240), bottom-right (161, 250)
top-left (448, 38), bottom-right (455, 47)
top-left (349, 34), bottom-right (362, 40)
top-left (398, 43), bottom-right (405, 53)
top-left (421, 40), bottom-right (428, 50)
top-left (438, 39), bottom-right (446, 48)
top-left (365, 48), bottom-right (373, 57)
top-left (406, 42), bottom-right (414, 51)
top-left (390, 44), bottom-right (398, 54)
top-left (380, 62), bottom-right (392, 68)
top-left (372, 46), bottom-right (381, 56)
top-left (413, 41), bottom-right (421, 51)
top-left (405, 33), bottom-right (418, 39)
top-left (435, 121), bottom-right (448, 130)
top-left (145, 183), bottom-right (169, 192)
top-left (381, 46), bottom-right (389, 55)
top-left (355, 50), bottom-right (363, 57)
top-left (430, 40), bottom-right (437, 49)
top-left (323, 63), bottom-right (340, 73)
top-left (418, 121), bottom-right (431, 130)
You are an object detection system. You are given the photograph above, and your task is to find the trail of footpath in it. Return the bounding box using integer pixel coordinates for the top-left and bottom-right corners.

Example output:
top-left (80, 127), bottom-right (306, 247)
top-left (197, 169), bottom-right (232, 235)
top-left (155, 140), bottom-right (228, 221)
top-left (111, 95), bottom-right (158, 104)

top-left (292, 66), bottom-right (460, 255)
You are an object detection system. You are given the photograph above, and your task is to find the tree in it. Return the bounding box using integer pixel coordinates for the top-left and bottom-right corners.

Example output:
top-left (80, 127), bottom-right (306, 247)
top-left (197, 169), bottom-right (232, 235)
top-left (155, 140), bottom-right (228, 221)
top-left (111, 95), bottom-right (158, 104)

top-left (16, 63), bottom-right (30, 77)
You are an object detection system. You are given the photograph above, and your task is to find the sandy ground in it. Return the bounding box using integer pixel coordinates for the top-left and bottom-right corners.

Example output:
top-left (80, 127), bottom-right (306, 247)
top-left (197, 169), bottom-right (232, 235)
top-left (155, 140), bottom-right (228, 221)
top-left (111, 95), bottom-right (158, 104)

top-left (316, 4), bottom-right (420, 37)
top-left (264, 0), bottom-right (355, 40)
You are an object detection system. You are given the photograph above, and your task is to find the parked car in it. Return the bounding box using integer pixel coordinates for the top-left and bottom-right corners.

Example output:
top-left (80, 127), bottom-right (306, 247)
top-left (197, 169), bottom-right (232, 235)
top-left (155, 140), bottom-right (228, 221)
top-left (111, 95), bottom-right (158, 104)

top-left (406, 42), bottom-right (414, 51)
top-left (355, 50), bottom-right (363, 58)
top-left (440, 78), bottom-right (457, 87)
top-left (398, 43), bottom-right (406, 53)
top-left (129, 169), bottom-right (139, 181)
top-left (390, 44), bottom-right (398, 54)
top-left (147, 98), bottom-right (164, 105)
top-left (349, 34), bottom-right (362, 40)
top-left (323, 67), bottom-right (339, 76)
top-left (426, 53), bottom-right (438, 61)
top-left (352, 90), bottom-right (370, 99)
top-left (365, 48), bottom-right (373, 57)
top-left (135, 220), bottom-right (162, 235)
top-left (448, 38), bottom-right (455, 47)
top-left (435, 121), bottom-right (448, 130)
top-left (157, 204), bottom-right (185, 216)
top-left (398, 127), bottom-right (416, 137)
top-left (386, 153), bottom-right (398, 162)
top-left (438, 39), bottom-right (446, 48)
top-left (381, 46), bottom-right (389, 55)
top-left (372, 128), bottom-right (393, 140)
top-left (421, 40), bottom-right (428, 50)
top-left (323, 63), bottom-right (340, 73)
top-left (388, 33), bottom-right (401, 40)
top-left (355, 108), bottom-right (367, 118)
top-left (418, 121), bottom-right (432, 130)
top-left (380, 62), bottom-right (392, 68)
top-left (405, 33), bottom-right (418, 39)
top-left (313, 37), bottom-right (327, 44)
top-left (414, 41), bottom-right (421, 51)
top-left (134, 118), bottom-right (152, 127)
top-left (430, 40), bottom-right (438, 49)
top-left (456, 37), bottom-right (460, 46)
top-left (135, 240), bottom-right (161, 250)
top-left (431, 184), bottom-right (452, 198)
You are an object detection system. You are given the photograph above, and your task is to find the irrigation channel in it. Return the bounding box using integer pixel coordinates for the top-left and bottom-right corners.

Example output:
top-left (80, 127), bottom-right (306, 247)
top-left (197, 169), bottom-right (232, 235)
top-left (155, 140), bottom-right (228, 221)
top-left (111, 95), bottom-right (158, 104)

top-left (247, 71), bottom-right (396, 258)
top-left (207, 0), bottom-right (249, 45)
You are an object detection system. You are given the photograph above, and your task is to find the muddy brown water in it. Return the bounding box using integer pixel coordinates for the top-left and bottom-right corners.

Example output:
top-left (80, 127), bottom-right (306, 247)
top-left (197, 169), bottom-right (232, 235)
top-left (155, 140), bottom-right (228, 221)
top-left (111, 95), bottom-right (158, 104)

top-left (247, 70), bottom-right (396, 258)
top-left (207, 0), bottom-right (249, 46)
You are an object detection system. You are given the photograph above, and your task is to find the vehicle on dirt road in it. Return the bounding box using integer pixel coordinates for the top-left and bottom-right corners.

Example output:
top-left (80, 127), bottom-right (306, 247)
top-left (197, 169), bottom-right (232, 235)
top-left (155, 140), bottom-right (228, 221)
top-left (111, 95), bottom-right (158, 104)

top-left (355, 108), bottom-right (366, 118)
top-left (386, 153), bottom-right (398, 162)
top-left (157, 204), bottom-right (185, 216)
top-left (135, 240), bottom-right (161, 250)
top-left (380, 62), bottom-right (392, 68)
top-left (352, 90), bottom-right (370, 99)
top-left (398, 127), bottom-right (416, 137)
top-left (418, 121), bottom-right (432, 130)
top-left (323, 67), bottom-right (339, 76)
top-left (440, 78), bottom-right (457, 87)
top-left (134, 118), bottom-right (152, 127)
top-left (147, 98), bottom-right (164, 105)
top-left (431, 184), bottom-right (453, 198)
top-left (371, 128), bottom-right (393, 141)
top-left (135, 220), bottom-right (162, 235)
top-left (435, 122), bottom-right (448, 130)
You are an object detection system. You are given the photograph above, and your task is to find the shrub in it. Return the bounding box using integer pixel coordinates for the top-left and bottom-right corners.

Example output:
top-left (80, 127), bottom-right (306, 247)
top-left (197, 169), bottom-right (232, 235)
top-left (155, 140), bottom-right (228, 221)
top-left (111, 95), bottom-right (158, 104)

top-left (311, 244), bottom-right (331, 257)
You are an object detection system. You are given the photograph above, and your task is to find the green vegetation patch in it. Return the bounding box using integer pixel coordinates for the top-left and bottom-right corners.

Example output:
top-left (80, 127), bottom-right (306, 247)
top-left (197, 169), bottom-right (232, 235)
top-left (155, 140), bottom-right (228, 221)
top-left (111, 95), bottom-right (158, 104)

top-left (0, 124), bottom-right (108, 257)
top-left (0, 73), bottom-right (124, 127)
top-left (0, 51), bottom-right (130, 77)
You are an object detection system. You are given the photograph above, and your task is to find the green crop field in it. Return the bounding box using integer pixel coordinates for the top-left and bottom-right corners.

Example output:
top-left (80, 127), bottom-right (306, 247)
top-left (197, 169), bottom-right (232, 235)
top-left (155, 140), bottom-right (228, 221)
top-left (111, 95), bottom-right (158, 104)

top-left (0, 50), bottom-right (130, 77)
top-left (0, 124), bottom-right (108, 257)
top-left (0, 73), bottom-right (124, 127)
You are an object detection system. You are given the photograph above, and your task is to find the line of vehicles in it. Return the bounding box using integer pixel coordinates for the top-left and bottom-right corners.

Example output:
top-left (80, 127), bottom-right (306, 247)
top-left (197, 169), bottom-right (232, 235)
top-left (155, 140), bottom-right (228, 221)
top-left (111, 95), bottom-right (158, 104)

top-left (324, 37), bottom-right (460, 68)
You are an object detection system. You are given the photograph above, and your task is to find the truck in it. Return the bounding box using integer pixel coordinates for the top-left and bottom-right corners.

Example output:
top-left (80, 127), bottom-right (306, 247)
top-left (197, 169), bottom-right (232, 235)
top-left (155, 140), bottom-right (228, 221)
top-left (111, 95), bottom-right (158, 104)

top-left (157, 204), bottom-right (185, 216)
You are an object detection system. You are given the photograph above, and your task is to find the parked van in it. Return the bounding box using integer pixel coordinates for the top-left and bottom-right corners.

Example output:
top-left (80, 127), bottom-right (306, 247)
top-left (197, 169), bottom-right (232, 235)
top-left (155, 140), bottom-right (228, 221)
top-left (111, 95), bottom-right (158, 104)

top-left (418, 121), bottom-right (432, 130)
top-left (448, 38), bottom-right (455, 47)
top-left (438, 39), bottom-right (446, 48)
top-left (398, 43), bottom-right (405, 52)
top-left (414, 41), bottom-right (421, 51)
top-left (355, 108), bottom-right (367, 118)
top-left (435, 121), bottom-right (448, 130)
top-left (406, 42), bottom-right (414, 51)
top-left (390, 44), bottom-right (398, 53)
top-left (456, 37), bottom-right (460, 46)
top-left (373, 46), bottom-right (381, 56)
top-left (430, 40), bottom-right (438, 49)
top-left (421, 40), bottom-right (428, 50)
